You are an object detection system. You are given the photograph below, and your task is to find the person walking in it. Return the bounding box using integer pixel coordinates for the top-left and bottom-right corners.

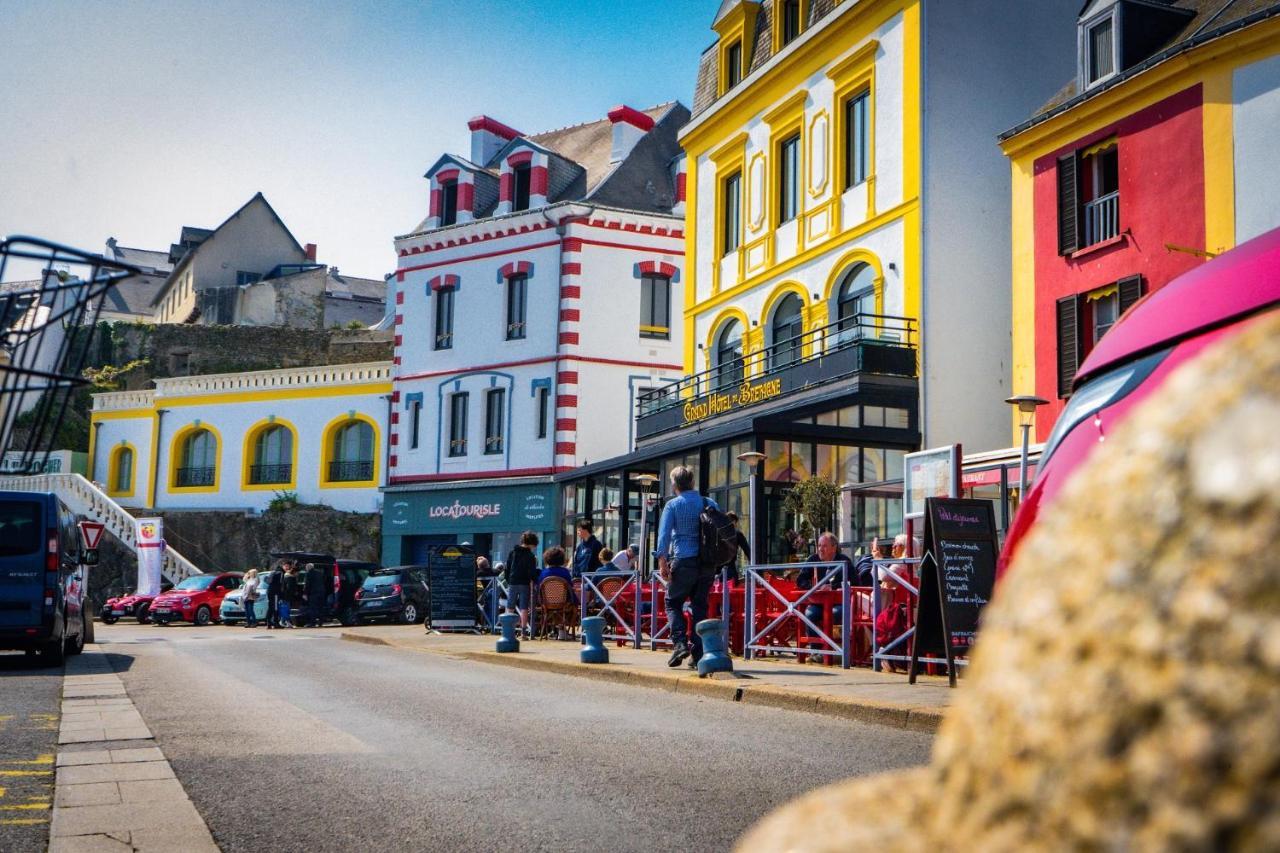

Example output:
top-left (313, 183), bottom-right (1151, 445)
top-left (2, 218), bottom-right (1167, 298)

top-left (265, 562), bottom-right (285, 629)
top-left (655, 465), bottom-right (721, 668)
top-left (572, 520), bottom-right (604, 579)
top-left (241, 568), bottom-right (261, 628)
top-left (504, 531), bottom-right (540, 639)
top-left (280, 564), bottom-right (300, 628)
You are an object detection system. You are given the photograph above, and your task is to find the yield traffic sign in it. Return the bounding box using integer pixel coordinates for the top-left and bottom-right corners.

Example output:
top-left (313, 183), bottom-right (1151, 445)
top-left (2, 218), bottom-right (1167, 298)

top-left (78, 521), bottom-right (105, 550)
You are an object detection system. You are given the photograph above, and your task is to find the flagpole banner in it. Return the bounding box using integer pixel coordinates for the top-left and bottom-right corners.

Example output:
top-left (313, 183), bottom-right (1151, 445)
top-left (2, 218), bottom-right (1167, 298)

top-left (135, 518), bottom-right (164, 596)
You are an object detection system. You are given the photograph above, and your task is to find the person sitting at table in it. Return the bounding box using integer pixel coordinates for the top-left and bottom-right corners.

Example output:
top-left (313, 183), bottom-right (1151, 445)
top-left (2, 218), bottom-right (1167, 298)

top-left (797, 532), bottom-right (855, 656)
top-left (538, 546), bottom-right (572, 585)
top-left (598, 547), bottom-right (614, 568)
top-left (610, 544), bottom-right (640, 573)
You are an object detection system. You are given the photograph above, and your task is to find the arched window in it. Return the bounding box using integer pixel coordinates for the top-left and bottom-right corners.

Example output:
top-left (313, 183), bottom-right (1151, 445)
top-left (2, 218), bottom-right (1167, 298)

top-left (714, 320), bottom-right (744, 391)
top-left (834, 263), bottom-right (876, 346)
top-left (108, 445), bottom-right (134, 496)
top-left (769, 293), bottom-right (804, 368)
top-left (175, 428), bottom-right (217, 488)
top-left (249, 425), bottom-right (293, 485)
top-left (328, 420), bottom-right (374, 483)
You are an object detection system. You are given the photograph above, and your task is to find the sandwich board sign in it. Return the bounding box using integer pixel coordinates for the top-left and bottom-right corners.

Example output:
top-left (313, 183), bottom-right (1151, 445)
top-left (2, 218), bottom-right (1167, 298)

top-left (909, 497), bottom-right (999, 688)
top-left (427, 544), bottom-right (479, 632)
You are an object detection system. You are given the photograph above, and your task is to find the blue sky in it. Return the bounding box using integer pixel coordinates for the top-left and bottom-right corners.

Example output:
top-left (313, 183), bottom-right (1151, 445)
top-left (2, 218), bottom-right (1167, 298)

top-left (0, 0), bottom-right (713, 280)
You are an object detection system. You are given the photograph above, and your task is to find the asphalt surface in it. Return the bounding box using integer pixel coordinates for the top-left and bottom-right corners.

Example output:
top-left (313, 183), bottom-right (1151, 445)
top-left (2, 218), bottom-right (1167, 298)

top-left (0, 651), bottom-right (61, 852)
top-left (98, 622), bottom-right (934, 852)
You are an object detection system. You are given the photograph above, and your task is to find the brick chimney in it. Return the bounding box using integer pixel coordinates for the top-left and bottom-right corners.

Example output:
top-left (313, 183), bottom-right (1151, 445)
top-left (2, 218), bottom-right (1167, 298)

top-left (608, 105), bottom-right (655, 164)
top-left (468, 115), bottom-right (521, 165)
top-left (304, 243), bottom-right (317, 261)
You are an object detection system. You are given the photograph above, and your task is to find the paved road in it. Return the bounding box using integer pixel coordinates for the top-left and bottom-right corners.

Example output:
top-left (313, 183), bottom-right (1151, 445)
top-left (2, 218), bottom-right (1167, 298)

top-left (98, 622), bottom-right (934, 852)
top-left (0, 651), bottom-right (60, 852)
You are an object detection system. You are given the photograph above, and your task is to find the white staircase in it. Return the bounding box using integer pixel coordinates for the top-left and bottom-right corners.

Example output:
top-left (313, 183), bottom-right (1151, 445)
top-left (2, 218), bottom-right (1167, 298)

top-left (0, 472), bottom-right (203, 582)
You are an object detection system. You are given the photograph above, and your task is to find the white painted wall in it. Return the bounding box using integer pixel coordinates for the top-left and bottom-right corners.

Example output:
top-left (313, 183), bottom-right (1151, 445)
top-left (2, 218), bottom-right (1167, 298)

top-left (1234, 53), bottom-right (1280, 244)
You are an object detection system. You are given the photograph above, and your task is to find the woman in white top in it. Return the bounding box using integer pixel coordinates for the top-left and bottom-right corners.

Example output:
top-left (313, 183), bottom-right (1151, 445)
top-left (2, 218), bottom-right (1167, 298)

top-left (241, 568), bottom-right (261, 629)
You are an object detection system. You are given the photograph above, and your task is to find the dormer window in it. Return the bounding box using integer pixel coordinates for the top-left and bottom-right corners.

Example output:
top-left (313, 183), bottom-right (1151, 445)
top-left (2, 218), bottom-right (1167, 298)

top-left (1080, 8), bottom-right (1119, 89)
top-left (440, 180), bottom-right (459, 226)
top-left (726, 41), bottom-right (743, 89)
top-left (781, 0), bottom-right (802, 46)
top-left (512, 164), bottom-right (532, 212)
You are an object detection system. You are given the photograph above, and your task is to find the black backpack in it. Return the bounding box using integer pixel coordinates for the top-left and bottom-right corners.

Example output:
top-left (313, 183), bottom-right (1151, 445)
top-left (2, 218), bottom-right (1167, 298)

top-left (699, 499), bottom-right (740, 569)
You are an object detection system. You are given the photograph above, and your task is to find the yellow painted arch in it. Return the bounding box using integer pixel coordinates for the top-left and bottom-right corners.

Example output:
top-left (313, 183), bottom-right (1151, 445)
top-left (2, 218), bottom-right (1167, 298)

top-left (168, 421), bottom-right (223, 494)
top-left (703, 306), bottom-right (752, 367)
top-left (319, 412), bottom-right (380, 490)
top-left (106, 441), bottom-right (137, 498)
top-left (759, 280), bottom-right (810, 330)
top-left (241, 417), bottom-right (300, 492)
top-left (822, 247), bottom-right (886, 312)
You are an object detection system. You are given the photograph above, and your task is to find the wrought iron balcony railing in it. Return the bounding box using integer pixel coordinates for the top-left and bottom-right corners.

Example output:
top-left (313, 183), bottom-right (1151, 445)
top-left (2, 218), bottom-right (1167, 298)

top-left (249, 463), bottom-right (292, 485)
top-left (636, 313), bottom-right (917, 429)
top-left (327, 460), bottom-right (374, 482)
top-left (1083, 191), bottom-right (1120, 246)
top-left (175, 466), bottom-right (216, 487)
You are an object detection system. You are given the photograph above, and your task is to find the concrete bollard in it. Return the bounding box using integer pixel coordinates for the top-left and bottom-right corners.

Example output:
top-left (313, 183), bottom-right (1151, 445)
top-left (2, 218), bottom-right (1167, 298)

top-left (696, 618), bottom-right (733, 678)
top-left (580, 616), bottom-right (609, 664)
top-left (496, 612), bottom-right (520, 653)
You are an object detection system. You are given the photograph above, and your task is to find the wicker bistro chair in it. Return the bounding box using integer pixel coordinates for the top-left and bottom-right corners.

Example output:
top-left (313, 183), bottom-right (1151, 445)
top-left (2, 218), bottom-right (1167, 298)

top-left (537, 577), bottom-right (576, 639)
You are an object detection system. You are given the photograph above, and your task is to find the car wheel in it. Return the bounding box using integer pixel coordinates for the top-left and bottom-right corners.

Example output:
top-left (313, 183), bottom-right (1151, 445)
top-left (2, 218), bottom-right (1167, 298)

top-left (339, 607), bottom-right (357, 627)
top-left (136, 604), bottom-right (151, 625)
top-left (65, 625), bottom-right (85, 656)
top-left (399, 603), bottom-right (419, 625)
top-left (83, 616), bottom-right (95, 645)
top-left (194, 605), bottom-right (212, 626)
top-left (101, 614), bottom-right (119, 625)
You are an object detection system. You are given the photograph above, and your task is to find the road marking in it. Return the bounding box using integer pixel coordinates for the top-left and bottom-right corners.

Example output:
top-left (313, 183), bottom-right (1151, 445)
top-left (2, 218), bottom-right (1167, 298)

top-left (0, 803), bottom-right (49, 811)
top-left (0, 770), bottom-right (53, 777)
top-left (0, 817), bottom-right (49, 825)
top-left (1, 755), bottom-right (54, 766)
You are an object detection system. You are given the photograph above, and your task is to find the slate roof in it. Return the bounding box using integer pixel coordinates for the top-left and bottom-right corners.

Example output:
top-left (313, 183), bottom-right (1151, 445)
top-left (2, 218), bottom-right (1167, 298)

top-left (408, 102), bottom-right (690, 233)
top-left (324, 269), bottom-right (385, 302)
top-left (105, 241), bottom-right (173, 275)
top-left (100, 272), bottom-right (168, 318)
top-left (693, 0), bottom-right (840, 117)
top-left (1004, 0), bottom-right (1280, 137)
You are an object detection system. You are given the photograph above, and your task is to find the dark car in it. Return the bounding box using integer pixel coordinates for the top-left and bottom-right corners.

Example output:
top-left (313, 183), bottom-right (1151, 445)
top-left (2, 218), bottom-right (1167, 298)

top-left (0, 491), bottom-right (92, 664)
top-left (355, 567), bottom-right (429, 625)
top-left (269, 552), bottom-right (379, 626)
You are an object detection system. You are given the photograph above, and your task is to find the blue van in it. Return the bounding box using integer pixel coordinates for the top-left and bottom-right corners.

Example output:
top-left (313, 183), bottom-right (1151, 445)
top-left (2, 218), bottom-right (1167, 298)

top-left (0, 491), bottom-right (92, 665)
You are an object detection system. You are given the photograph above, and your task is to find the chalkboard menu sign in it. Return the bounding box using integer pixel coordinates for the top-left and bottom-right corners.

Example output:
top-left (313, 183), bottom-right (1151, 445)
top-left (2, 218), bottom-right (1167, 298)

top-left (909, 497), bottom-right (998, 688)
top-left (427, 545), bottom-right (479, 632)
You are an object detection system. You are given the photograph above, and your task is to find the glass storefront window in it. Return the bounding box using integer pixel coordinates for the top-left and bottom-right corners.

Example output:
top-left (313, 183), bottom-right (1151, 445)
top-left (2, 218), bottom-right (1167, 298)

top-left (863, 405), bottom-right (885, 427)
top-left (837, 446), bottom-right (861, 485)
top-left (884, 448), bottom-right (905, 483)
top-left (838, 406), bottom-right (859, 427)
top-left (885, 407), bottom-right (910, 429)
top-left (763, 440), bottom-right (790, 482)
top-left (816, 410), bottom-right (838, 426)
top-left (815, 443), bottom-right (837, 481)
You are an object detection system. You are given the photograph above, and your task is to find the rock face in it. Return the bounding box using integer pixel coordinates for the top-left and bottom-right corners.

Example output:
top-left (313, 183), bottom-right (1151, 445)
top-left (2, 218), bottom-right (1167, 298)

top-left (738, 312), bottom-right (1280, 852)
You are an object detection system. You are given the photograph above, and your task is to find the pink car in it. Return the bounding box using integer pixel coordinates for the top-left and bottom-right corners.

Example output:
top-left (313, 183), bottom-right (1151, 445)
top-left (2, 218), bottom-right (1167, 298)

top-left (999, 227), bottom-right (1280, 579)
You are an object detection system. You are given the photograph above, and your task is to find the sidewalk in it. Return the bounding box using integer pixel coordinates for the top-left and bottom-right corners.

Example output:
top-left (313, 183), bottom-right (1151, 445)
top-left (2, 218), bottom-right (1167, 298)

top-left (50, 647), bottom-right (219, 853)
top-left (340, 626), bottom-right (954, 732)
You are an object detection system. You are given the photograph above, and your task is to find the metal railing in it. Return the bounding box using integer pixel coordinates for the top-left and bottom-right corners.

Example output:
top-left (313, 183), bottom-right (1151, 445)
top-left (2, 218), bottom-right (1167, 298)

top-left (580, 570), bottom-right (641, 647)
top-left (248, 463), bottom-right (292, 485)
top-left (867, 556), bottom-right (962, 673)
top-left (327, 460), bottom-right (373, 482)
top-left (174, 466), bottom-right (215, 487)
top-left (744, 561), bottom-right (852, 669)
top-left (1083, 191), bottom-right (1119, 245)
top-left (0, 472), bottom-right (202, 582)
top-left (637, 313), bottom-right (917, 418)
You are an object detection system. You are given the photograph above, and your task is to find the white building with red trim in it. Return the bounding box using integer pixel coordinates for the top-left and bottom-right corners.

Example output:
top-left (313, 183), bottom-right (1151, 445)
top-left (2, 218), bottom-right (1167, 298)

top-left (382, 103), bottom-right (690, 566)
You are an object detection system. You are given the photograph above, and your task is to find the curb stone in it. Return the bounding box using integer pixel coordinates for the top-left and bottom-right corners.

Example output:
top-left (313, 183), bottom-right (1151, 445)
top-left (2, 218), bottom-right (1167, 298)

top-left (340, 632), bottom-right (942, 733)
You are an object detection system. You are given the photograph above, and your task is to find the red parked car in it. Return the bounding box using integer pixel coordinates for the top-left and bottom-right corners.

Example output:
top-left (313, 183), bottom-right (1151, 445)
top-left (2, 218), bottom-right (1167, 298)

top-left (99, 586), bottom-right (171, 625)
top-left (999, 226), bottom-right (1280, 579)
top-left (149, 573), bottom-right (243, 626)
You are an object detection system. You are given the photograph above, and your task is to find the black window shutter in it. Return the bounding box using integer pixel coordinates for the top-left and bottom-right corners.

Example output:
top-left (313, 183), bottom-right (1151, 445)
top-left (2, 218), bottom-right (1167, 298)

top-left (1117, 274), bottom-right (1144, 314)
top-left (1057, 153), bottom-right (1080, 256)
top-left (1056, 294), bottom-right (1080, 398)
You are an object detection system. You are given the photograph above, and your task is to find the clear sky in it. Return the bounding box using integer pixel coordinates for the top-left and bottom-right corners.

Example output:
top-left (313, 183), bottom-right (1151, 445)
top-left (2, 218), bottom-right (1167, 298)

top-left (0, 0), bottom-right (714, 281)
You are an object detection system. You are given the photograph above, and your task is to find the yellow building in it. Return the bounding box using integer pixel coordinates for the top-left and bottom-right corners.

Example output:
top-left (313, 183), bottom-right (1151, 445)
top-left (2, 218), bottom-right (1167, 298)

top-left (560, 0), bottom-right (1078, 556)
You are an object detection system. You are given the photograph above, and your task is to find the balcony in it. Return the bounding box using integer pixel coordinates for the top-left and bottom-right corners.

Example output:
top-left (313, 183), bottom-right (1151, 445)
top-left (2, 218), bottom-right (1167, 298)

top-left (636, 313), bottom-right (917, 440)
top-left (1083, 191), bottom-right (1119, 246)
top-left (328, 460), bottom-right (374, 483)
top-left (248, 464), bottom-right (292, 485)
top-left (175, 466), bottom-right (216, 488)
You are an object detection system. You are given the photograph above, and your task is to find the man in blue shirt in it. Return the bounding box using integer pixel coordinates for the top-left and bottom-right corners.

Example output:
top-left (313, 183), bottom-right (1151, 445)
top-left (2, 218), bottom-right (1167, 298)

top-left (572, 520), bottom-right (604, 579)
top-left (655, 465), bottom-right (719, 668)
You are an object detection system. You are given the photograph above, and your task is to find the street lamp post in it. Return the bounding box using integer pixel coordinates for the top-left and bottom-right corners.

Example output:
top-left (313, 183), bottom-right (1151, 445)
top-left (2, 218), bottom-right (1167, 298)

top-left (629, 473), bottom-right (659, 582)
top-left (1005, 395), bottom-right (1049, 500)
top-left (736, 451), bottom-right (767, 566)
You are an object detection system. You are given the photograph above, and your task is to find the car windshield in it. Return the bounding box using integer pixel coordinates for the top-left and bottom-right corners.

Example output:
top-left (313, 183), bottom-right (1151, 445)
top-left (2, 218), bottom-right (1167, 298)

top-left (175, 576), bottom-right (217, 591)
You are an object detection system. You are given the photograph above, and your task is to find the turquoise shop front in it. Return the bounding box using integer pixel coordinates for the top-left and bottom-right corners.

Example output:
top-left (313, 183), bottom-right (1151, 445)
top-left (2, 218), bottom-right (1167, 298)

top-left (381, 481), bottom-right (559, 569)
